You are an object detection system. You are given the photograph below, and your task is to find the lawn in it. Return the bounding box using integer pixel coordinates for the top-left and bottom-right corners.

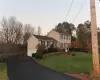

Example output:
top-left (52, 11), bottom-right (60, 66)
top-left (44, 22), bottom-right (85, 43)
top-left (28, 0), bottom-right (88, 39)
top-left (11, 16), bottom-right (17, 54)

top-left (0, 63), bottom-right (7, 80)
top-left (0, 52), bottom-right (94, 80)
top-left (37, 52), bottom-right (93, 74)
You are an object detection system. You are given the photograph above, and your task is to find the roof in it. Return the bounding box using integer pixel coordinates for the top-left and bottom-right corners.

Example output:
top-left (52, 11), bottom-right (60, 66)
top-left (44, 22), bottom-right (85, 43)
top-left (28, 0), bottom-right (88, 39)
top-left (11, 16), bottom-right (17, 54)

top-left (54, 30), bottom-right (70, 35)
top-left (33, 35), bottom-right (57, 42)
top-left (48, 29), bottom-right (70, 36)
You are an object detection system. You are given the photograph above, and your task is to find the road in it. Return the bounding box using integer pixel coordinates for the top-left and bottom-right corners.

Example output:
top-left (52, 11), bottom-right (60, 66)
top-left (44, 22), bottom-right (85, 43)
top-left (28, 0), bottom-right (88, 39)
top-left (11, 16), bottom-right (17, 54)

top-left (7, 56), bottom-right (80, 80)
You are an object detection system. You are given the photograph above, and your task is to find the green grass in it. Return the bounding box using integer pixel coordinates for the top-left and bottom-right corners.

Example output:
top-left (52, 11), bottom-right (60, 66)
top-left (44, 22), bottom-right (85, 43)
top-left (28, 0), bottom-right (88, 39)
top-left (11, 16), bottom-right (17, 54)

top-left (0, 63), bottom-right (7, 80)
top-left (0, 52), bottom-right (93, 80)
top-left (37, 52), bottom-right (93, 74)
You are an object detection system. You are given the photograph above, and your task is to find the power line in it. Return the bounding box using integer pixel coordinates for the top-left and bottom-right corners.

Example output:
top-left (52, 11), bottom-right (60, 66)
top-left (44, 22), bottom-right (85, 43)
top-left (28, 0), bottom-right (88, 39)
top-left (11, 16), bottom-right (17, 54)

top-left (72, 0), bottom-right (87, 23)
top-left (64, 0), bottom-right (74, 21)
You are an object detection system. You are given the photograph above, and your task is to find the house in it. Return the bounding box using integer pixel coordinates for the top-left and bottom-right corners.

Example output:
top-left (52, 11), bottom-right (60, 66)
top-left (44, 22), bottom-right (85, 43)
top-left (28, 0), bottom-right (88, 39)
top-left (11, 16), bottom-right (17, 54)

top-left (27, 29), bottom-right (71, 57)
top-left (47, 29), bottom-right (71, 50)
top-left (27, 35), bottom-right (57, 56)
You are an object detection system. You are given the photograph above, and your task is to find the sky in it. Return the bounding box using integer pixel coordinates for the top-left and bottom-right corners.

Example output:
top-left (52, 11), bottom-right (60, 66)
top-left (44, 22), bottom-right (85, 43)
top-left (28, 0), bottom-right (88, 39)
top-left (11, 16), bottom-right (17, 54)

top-left (0, 0), bottom-right (100, 35)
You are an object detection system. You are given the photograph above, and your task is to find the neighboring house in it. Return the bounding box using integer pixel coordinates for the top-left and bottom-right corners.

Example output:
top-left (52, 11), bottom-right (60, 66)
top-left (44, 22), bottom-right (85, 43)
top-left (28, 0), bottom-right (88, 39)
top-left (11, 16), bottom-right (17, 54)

top-left (27, 35), bottom-right (57, 56)
top-left (27, 29), bottom-right (71, 57)
top-left (47, 29), bottom-right (71, 50)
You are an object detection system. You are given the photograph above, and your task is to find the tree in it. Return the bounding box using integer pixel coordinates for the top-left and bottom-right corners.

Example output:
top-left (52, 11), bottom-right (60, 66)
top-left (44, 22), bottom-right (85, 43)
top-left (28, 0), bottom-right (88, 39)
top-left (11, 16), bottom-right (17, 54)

top-left (0, 17), bottom-right (9, 43)
top-left (76, 21), bottom-right (91, 50)
top-left (71, 36), bottom-right (77, 41)
top-left (54, 22), bottom-right (76, 35)
top-left (23, 24), bottom-right (35, 43)
top-left (97, 29), bottom-right (100, 52)
top-left (0, 16), bottom-right (23, 44)
top-left (38, 26), bottom-right (42, 35)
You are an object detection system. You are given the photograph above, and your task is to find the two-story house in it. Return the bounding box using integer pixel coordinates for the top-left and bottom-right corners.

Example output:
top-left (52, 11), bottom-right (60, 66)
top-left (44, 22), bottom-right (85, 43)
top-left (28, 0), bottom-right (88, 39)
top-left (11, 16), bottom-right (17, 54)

top-left (47, 29), bottom-right (71, 50)
top-left (27, 29), bottom-right (71, 56)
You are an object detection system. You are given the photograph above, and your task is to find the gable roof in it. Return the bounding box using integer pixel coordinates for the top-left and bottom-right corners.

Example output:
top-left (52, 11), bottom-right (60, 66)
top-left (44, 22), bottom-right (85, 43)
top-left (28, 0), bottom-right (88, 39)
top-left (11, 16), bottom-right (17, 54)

top-left (33, 35), bottom-right (57, 42)
top-left (47, 29), bottom-right (58, 36)
top-left (54, 30), bottom-right (70, 35)
top-left (48, 29), bottom-right (70, 36)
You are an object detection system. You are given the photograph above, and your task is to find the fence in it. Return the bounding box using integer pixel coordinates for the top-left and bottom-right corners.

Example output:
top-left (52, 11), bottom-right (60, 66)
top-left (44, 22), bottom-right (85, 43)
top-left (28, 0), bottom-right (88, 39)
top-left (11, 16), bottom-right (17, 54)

top-left (70, 41), bottom-right (91, 52)
top-left (0, 43), bottom-right (27, 56)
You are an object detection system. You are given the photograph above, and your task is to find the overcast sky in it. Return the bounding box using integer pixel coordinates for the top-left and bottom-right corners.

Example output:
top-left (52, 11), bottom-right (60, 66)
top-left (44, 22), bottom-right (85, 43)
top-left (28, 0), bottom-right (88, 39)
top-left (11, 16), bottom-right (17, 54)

top-left (0, 0), bottom-right (100, 35)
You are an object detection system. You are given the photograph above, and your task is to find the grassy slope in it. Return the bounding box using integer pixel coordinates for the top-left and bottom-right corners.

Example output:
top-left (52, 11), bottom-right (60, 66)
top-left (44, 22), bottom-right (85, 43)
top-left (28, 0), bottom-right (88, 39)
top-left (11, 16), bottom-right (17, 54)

top-left (0, 64), bottom-right (7, 80)
top-left (37, 52), bottom-right (93, 74)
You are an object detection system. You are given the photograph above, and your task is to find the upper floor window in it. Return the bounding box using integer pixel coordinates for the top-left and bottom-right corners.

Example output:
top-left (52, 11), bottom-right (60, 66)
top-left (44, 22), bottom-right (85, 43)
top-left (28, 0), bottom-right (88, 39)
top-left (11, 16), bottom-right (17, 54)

top-left (67, 36), bottom-right (71, 40)
top-left (64, 35), bottom-right (66, 40)
top-left (66, 36), bottom-right (68, 40)
top-left (60, 34), bottom-right (71, 40)
top-left (68, 36), bottom-right (71, 40)
top-left (60, 34), bottom-right (63, 39)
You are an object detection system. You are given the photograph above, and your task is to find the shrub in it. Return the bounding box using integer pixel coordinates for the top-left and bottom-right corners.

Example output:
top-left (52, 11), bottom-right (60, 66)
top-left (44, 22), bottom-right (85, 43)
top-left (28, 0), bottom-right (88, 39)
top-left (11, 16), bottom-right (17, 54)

top-left (43, 49), bottom-right (48, 54)
top-left (35, 53), bottom-right (43, 59)
top-left (0, 56), bottom-right (4, 62)
top-left (69, 48), bottom-right (88, 52)
top-left (32, 53), bottom-right (36, 58)
top-left (48, 48), bottom-right (59, 53)
top-left (32, 53), bottom-right (43, 59)
top-left (72, 54), bottom-right (75, 56)
top-left (36, 44), bottom-right (46, 53)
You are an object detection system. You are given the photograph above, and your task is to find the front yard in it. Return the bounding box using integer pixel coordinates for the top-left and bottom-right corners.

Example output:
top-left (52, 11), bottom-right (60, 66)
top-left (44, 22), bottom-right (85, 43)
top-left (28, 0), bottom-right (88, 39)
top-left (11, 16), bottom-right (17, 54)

top-left (0, 63), bottom-right (7, 80)
top-left (37, 52), bottom-right (93, 74)
top-left (0, 52), bottom-right (94, 80)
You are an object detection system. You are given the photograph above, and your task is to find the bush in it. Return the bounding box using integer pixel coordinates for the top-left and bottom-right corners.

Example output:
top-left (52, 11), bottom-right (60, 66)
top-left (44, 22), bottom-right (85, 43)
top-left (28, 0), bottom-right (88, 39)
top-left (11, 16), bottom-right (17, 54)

top-left (32, 53), bottom-right (36, 58)
top-left (0, 56), bottom-right (4, 62)
top-left (48, 48), bottom-right (58, 53)
top-left (72, 54), bottom-right (76, 56)
top-left (69, 48), bottom-right (88, 52)
top-left (36, 44), bottom-right (45, 53)
top-left (35, 53), bottom-right (43, 59)
top-left (43, 49), bottom-right (48, 54)
top-left (32, 53), bottom-right (43, 59)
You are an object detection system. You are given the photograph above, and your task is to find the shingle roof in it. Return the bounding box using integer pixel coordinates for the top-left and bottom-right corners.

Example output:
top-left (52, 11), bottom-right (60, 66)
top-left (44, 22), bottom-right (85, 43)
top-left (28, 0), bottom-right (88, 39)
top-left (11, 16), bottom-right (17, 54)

top-left (33, 35), bottom-right (57, 42)
top-left (53, 29), bottom-right (70, 36)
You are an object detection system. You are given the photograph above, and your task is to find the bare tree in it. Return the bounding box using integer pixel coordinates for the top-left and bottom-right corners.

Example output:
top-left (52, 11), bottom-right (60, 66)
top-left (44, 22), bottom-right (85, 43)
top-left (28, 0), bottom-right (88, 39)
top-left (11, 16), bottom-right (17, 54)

top-left (24, 24), bottom-right (35, 34)
top-left (38, 26), bottom-right (42, 35)
top-left (23, 24), bottom-right (35, 43)
top-left (14, 22), bottom-right (23, 44)
top-left (0, 17), bottom-right (9, 43)
top-left (0, 16), bottom-right (36, 44)
top-left (0, 16), bottom-right (23, 44)
top-left (0, 31), bottom-right (4, 43)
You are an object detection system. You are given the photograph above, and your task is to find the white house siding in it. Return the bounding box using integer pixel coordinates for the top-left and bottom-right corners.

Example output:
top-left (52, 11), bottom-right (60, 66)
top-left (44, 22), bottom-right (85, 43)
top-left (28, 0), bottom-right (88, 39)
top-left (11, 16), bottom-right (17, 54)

top-left (47, 30), bottom-right (71, 49)
top-left (27, 36), bottom-right (39, 57)
top-left (47, 30), bottom-right (60, 42)
top-left (59, 36), bottom-right (71, 46)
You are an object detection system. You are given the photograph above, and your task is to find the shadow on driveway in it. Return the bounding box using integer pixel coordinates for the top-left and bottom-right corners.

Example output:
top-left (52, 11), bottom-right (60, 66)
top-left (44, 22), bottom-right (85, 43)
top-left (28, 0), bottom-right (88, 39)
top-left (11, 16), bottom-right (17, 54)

top-left (7, 56), bottom-right (80, 80)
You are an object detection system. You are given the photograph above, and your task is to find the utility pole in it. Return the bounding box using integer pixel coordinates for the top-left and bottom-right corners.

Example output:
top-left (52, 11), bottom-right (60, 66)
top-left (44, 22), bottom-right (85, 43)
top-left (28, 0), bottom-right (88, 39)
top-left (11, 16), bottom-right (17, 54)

top-left (90, 0), bottom-right (100, 74)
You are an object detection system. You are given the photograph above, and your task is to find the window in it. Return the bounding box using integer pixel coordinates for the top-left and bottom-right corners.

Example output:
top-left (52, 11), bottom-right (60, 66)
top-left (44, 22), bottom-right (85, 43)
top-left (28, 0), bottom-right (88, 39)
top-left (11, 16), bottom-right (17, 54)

top-left (60, 34), bottom-right (63, 39)
top-left (67, 36), bottom-right (70, 40)
top-left (66, 36), bottom-right (68, 40)
top-left (64, 43), bottom-right (66, 48)
top-left (60, 43), bottom-right (63, 48)
top-left (41, 41), bottom-right (45, 45)
top-left (69, 36), bottom-right (71, 40)
top-left (47, 41), bottom-right (49, 46)
top-left (64, 35), bottom-right (66, 40)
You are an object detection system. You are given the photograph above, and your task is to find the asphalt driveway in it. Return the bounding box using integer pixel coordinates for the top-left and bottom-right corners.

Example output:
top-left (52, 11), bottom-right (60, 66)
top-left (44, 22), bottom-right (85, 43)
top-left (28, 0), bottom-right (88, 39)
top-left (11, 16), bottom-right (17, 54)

top-left (7, 56), bottom-right (80, 80)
